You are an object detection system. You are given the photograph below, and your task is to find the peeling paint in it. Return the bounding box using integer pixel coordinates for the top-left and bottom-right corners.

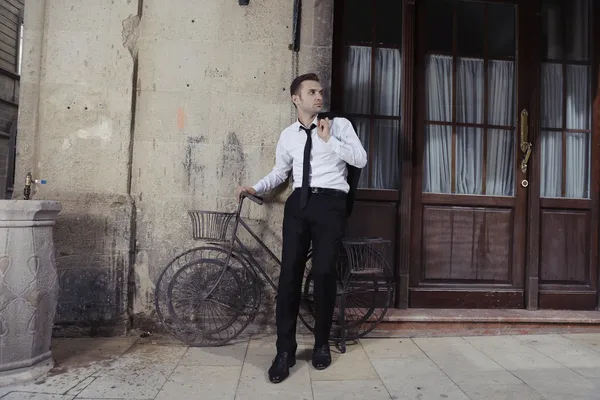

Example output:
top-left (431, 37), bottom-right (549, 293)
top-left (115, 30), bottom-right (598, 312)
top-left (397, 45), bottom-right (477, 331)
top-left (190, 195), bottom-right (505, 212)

top-left (218, 132), bottom-right (246, 185)
top-left (122, 14), bottom-right (140, 59)
top-left (182, 135), bottom-right (206, 189)
top-left (76, 117), bottom-right (113, 142)
top-left (177, 108), bottom-right (185, 130)
top-left (132, 251), bottom-right (152, 315)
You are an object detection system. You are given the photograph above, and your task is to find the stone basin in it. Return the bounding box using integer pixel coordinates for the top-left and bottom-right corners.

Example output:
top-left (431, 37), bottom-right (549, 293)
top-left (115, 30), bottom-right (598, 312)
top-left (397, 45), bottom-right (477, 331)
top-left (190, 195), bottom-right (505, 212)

top-left (0, 200), bottom-right (61, 387)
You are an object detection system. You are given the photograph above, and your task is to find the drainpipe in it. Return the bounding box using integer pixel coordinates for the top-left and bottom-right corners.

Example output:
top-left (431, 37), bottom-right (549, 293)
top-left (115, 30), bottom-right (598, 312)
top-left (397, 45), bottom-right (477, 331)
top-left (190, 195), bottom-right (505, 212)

top-left (291, 0), bottom-right (302, 52)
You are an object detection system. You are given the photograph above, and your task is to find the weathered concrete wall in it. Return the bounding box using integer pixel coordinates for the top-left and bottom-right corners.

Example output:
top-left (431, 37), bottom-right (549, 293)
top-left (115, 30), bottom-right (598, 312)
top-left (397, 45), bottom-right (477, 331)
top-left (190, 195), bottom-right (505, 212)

top-left (17, 0), bottom-right (334, 335)
top-left (16, 0), bottom-right (137, 336)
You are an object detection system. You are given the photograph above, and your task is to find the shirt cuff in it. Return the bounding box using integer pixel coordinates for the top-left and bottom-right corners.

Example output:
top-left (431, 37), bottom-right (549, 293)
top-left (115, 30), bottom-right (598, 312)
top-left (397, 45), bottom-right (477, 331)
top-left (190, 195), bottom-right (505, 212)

top-left (324, 135), bottom-right (342, 153)
top-left (252, 182), bottom-right (264, 194)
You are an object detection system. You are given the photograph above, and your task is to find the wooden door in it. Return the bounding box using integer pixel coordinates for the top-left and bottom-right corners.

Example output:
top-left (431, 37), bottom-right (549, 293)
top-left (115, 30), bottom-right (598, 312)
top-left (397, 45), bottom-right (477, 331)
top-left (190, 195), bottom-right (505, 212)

top-left (410, 0), bottom-right (600, 310)
top-left (527, 0), bottom-right (600, 310)
top-left (410, 0), bottom-right (531, 308)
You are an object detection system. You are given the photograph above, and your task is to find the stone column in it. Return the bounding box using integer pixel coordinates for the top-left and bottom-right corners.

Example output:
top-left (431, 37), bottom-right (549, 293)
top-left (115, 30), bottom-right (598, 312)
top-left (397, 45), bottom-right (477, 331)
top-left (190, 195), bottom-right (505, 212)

top-left (0, 200), bottom-right (61, 386)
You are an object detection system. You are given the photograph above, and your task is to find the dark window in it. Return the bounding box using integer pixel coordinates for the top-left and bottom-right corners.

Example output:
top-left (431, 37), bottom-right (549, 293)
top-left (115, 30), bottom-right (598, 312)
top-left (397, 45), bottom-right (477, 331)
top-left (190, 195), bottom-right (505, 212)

top-left (333, 0), bottom-right (403, 189)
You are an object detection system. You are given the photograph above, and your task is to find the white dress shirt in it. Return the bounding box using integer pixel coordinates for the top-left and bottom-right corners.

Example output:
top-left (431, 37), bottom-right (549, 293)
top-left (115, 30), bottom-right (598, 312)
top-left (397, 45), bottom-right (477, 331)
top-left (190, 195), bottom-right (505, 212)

top-left (252, 117), bottom-right (368, 194)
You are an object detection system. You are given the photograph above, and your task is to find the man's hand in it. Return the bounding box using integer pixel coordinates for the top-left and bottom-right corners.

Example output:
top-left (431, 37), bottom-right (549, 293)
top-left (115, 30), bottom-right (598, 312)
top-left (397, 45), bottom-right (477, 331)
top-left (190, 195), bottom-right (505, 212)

top-left (318, 117), bottom-right (331, 142)
top-left (235, 186), bottom-right (256, 201)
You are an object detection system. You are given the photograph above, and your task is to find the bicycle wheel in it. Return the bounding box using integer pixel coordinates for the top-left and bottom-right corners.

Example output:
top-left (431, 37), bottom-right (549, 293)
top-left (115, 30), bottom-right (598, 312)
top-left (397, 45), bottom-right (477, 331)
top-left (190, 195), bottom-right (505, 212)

top-left (298, 248), bottom-right (393, 340)
top-left (154, 246), bottom-right (260, 346)
top-left (165, 258), bottom-right (257, 346)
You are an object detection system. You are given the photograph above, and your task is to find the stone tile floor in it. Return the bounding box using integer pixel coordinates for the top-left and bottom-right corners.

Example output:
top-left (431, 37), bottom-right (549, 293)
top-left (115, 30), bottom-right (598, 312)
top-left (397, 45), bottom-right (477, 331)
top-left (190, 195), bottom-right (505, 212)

top-left (2, 333), bottom-right (600, 399)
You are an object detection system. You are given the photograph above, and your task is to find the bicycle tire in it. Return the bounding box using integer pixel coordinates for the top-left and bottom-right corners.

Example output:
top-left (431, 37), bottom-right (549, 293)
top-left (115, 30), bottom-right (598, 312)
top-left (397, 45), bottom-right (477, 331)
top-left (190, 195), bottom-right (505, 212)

top-left (154, 246), bottom-right (261, 345)
top-left (165, 258), bottom-right (257, 347)
top-left (298, 250), bottom-right (393, 340)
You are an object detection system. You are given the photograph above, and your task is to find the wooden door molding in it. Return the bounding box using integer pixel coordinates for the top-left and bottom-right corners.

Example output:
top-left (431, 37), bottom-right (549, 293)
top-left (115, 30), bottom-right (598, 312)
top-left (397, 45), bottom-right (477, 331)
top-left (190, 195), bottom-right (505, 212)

top-left (524, 0), bottom-right (541, 310)
top-left (594, 1), bottom-right (600, 311)
top-left (396, 0), bottom-right (417, 309)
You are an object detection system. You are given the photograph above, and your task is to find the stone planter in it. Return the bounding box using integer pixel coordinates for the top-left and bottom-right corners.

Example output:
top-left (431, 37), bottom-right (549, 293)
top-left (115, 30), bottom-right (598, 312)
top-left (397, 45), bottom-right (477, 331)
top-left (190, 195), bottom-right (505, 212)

top-left (0, 200), bottom-right (61, 386)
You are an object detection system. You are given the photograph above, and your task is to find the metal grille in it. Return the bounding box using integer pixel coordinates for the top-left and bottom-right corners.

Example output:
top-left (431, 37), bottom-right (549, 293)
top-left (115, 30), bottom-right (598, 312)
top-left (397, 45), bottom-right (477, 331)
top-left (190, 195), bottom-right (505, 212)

top-left (341, 237), bottom-right (391, 274)
top-left (188, 211), bottom-right (236, 241)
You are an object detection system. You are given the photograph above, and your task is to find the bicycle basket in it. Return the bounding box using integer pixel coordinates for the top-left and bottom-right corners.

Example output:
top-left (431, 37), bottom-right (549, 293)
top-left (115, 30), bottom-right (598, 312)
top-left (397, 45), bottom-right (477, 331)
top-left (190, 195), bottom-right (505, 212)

top-left (188, 210), bottom-right (236, 241)
top-left (341, 237), bottom-right (391, 274)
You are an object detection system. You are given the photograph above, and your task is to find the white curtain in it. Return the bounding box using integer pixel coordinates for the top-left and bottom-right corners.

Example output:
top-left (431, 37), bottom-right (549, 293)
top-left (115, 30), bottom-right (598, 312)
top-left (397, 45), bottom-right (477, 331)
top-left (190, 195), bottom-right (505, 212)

top-left (540, 64), bottom-right (591, 198)
top-left (342, 46), bottom-right (401, 189)
top-left (488, 60), bottom-right (516, 196)
top-left (423, 55), bottom-right (515, 196)
top-left (424, 55), bottom-right (452, 193)
top-left (540, 0), bottom-right (591, 199)
top-left (456, 58), bottom-right (483, 195)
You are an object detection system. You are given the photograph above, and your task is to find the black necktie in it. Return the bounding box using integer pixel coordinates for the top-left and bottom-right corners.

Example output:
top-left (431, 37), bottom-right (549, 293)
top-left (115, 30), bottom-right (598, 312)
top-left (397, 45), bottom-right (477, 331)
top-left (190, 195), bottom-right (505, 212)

top-left (299, 124), bottom-right (316, 209)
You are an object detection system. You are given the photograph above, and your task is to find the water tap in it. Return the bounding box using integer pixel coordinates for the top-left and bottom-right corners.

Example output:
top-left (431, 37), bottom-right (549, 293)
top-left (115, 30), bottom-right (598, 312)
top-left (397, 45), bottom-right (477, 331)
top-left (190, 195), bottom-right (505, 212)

top-left (23, 172), bottom-right (47, 200)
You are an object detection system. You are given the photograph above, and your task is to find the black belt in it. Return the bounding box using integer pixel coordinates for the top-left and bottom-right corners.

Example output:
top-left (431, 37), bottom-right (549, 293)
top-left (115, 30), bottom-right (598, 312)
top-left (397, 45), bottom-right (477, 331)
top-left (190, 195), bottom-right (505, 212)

top-left (296, 187), bottom-right (347, 197)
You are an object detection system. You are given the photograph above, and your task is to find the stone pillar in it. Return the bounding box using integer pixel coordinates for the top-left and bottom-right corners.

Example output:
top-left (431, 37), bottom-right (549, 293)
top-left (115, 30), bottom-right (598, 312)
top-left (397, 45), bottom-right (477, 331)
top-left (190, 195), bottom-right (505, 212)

top-left (0, 200), bottom-right (61, 386)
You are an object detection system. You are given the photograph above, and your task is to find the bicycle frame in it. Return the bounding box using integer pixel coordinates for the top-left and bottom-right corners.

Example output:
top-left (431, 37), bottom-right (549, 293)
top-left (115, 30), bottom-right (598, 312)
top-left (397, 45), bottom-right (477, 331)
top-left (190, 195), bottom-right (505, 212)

top-left (226, 193), bottom-right (280, 291)
top-left (205, 192), bottom-right (311, 299)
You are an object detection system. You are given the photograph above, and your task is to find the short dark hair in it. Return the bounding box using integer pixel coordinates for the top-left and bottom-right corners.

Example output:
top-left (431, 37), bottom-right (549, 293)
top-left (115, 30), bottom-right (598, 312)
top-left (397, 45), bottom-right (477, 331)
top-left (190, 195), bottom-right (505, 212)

top-left (290, 73), bottom-right (320, 96)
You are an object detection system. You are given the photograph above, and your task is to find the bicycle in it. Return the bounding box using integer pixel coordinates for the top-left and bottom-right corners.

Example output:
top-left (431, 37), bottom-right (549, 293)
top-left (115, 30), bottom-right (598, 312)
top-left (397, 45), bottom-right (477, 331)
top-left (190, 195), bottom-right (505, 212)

top-left (154, 191), bottom-right (394, 349)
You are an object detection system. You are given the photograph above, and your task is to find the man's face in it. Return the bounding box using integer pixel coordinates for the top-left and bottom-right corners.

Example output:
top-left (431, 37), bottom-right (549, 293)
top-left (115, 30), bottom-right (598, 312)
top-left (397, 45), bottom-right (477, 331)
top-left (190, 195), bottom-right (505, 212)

top-left (293, 80), bottom-right (323, 114)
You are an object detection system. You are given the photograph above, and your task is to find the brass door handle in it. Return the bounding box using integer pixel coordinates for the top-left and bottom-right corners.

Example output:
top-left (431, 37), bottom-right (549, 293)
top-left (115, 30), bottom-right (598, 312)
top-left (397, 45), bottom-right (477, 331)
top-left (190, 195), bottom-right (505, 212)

top-left (520, 109), bottom-right (532, 174)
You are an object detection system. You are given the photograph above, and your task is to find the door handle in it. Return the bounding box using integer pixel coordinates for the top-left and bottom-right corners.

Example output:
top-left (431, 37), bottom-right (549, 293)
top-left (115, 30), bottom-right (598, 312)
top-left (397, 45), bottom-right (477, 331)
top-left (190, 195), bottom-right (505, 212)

top-left (520, 109), bottom-right (532, 172)
top-left (520, 109), bottom-right (532, 187)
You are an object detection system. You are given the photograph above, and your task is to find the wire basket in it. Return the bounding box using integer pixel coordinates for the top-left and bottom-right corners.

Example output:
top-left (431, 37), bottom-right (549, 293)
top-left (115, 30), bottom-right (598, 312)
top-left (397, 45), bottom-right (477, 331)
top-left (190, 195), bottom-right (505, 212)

top-left (188, 211), bottom-right (236, 241)
top-left (340, 237), bottom-right (391, 275)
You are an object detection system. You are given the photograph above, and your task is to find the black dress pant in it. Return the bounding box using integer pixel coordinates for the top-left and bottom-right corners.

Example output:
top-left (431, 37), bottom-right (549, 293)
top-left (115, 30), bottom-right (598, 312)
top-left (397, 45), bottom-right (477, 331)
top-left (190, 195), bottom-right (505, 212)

top-left (275, 189), bottom-right (347, 354)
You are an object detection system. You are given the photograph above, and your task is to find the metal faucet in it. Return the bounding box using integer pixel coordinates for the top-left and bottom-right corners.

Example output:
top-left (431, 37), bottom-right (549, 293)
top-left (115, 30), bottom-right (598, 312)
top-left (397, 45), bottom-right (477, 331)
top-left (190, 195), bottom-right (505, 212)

top-left (24, 172), bottom-right (32, 200)
top-left (23, 172), bottom-right (47, 200)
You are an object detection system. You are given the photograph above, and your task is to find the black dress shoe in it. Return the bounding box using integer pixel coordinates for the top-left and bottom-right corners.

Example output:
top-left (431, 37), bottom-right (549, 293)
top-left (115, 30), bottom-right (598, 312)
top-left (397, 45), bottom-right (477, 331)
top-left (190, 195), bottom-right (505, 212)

top-left (312, 344), bottom-right (332, 370)
top-left (268, 352), bottom-right (296, 383)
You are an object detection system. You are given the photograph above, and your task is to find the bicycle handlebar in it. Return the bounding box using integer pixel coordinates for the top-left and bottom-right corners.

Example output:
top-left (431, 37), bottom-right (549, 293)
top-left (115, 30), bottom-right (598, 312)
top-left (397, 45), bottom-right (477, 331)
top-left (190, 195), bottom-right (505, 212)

top-left (240, 191), bottom-right (264, 205)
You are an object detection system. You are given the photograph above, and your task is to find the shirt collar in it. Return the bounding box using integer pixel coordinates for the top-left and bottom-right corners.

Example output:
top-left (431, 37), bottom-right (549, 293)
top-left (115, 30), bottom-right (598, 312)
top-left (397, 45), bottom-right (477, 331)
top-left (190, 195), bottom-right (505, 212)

top-left (296, 116), bottom-right (319, 131)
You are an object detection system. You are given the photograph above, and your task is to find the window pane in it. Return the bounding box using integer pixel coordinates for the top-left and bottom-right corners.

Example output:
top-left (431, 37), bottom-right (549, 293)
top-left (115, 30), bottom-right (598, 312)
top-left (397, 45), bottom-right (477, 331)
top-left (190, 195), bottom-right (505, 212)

top-left (486, 129), bottom-right (515, 196)
top-left (342, 46), bottom-right (371, 114)
top-left (376, 0), bottom-right (402, 46)
top-left (541, 0), bottom-right (564, 60)
top-left (456, 57), bottom-right (484, 124)
top-left (372, 119), bottom-right (400, 189)
top-left (374, 48), bottom-right (402, 116)
top-left (426, 0), bottom-right (453, 53)
top-left (566, 132), bottom-right (590, 198)
top-left (344, 0), bottom-right (372, 44)
top-left (423, 124), bottom-right (451, 193)
top-left (456, 127), bottom-right (483, 195)
top-left (488, 4), bottom-right (516, 59)
top-left (457, 1), bottom-right (485, 56)
top-left (488, 60), bottom-right (516, 126)
top-left (354, 118), bottom-right (370, 189)
top-left (540, 63), bottom-right (563, 128)
top-left (566, 64), bottom-right (591, 130)
top-left (540, 130), bottom-right (562, 198)
top-left (565, 0), bottom-right (590, 61)
top-left (425, 54), bottom-right (452, 122)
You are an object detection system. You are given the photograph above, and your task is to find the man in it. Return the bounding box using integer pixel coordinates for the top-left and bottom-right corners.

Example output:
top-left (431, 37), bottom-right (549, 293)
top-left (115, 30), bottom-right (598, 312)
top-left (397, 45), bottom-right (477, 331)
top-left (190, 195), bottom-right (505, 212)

top-left (235, 73), bottom-right (367, 383)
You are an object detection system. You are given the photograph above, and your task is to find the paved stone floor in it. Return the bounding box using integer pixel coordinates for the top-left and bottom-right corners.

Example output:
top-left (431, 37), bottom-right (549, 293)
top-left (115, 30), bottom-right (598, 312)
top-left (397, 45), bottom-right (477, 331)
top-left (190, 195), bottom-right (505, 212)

top-left (3, 333), bottom-right (600, 399)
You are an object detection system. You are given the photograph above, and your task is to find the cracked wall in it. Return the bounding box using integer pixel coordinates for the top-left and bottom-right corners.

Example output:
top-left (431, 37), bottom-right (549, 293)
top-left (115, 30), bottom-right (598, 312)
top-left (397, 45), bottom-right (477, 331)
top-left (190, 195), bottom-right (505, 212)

top-left (17, 0), bottom-right (334, 335)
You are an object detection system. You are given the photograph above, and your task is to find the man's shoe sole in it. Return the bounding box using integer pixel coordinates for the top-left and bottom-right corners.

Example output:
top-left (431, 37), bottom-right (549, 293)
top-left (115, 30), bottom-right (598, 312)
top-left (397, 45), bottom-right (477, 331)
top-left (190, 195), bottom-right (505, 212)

top-left (312, 361), bottom-right (330, 370)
